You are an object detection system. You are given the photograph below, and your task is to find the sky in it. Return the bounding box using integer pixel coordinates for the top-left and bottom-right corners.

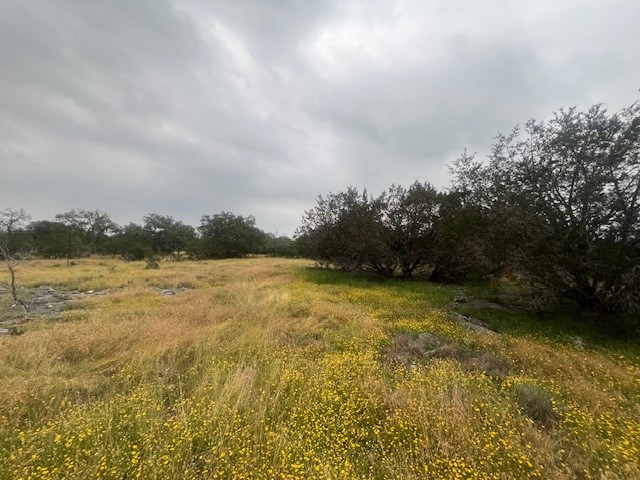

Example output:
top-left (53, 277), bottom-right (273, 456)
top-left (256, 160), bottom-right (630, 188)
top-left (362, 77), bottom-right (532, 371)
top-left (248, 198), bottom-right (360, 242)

top-left (1, 1), bottom-right (639, 236)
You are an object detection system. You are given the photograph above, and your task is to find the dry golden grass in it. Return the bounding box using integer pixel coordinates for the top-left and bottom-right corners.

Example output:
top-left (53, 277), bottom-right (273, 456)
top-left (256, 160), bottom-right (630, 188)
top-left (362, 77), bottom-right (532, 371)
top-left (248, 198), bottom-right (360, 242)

top-left (0, 257), bottom-right (638, 479)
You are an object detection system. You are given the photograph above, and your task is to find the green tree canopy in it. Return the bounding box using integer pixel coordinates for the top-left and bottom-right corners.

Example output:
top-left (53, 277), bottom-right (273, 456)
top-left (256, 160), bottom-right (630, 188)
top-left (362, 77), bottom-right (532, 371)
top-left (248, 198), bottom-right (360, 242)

top-left (142, 214), bottom-right (196, 255)
top-left (199, 212), bottom-right (265, 258)
top-left (449, 101), bottom-right (640, 314)
top-left (55, 209), bottom-right (118, 254)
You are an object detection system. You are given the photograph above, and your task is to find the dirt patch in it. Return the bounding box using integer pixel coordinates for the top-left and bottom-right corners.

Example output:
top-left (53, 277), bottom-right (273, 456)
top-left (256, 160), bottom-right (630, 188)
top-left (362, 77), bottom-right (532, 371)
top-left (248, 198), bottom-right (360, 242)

top-left (385, 332), bottom-right (510, 379)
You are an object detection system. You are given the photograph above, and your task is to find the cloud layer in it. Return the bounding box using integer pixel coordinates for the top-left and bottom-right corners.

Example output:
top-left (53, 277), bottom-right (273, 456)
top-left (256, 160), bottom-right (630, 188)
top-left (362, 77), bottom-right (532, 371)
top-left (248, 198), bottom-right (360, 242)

top-left (1, 0), bottom-right (639, 234)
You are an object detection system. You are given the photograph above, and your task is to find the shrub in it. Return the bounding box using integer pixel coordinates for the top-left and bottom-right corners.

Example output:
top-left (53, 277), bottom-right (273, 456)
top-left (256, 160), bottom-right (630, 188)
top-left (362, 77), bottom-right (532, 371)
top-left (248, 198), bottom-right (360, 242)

top-left (145, 256), bottom-right (160, 269)
top-left (511, 382), bottom-right (559, 427)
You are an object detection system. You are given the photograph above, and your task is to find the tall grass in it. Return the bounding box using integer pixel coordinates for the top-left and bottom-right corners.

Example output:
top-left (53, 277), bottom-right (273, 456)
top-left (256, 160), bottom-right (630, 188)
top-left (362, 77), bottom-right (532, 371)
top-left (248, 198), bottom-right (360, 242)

top-left (1, 258), bottom-right (638, 479)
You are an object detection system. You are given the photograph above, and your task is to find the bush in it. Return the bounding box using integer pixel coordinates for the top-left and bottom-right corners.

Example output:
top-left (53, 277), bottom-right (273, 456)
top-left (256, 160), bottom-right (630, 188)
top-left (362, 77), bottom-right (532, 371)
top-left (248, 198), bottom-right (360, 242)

top-left (144, 256), bottom-right (160, 269)
top-left (511, 382), bottom-right (559, 427)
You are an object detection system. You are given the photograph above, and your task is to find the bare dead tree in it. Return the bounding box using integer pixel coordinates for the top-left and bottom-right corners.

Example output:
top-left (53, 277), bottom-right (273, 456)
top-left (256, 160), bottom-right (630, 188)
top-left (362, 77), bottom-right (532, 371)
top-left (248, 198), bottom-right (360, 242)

top-left (0, 208), bottom-right (30, 236)
top-left (0, 242), bottom-right (29, 312)
top-left (0, 208), bottom-right (31, 311)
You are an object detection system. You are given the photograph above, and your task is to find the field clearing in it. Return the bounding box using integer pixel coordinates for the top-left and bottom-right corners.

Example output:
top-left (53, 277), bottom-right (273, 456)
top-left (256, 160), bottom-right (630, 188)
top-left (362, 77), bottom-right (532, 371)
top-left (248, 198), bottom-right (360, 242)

top-left (1, 258), bottom-right (639, 479)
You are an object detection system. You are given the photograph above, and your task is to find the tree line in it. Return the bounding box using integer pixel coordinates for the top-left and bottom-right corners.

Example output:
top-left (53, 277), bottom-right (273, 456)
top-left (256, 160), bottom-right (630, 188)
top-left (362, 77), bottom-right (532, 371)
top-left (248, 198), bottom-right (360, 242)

top-left (0, 209), bottom-right (298, 262)
top-left (296, 100), bottom-right (640, 321)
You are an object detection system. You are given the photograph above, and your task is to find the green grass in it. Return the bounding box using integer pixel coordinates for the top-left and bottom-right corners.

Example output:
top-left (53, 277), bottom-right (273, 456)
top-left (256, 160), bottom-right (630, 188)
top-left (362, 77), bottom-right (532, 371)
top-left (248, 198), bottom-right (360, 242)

top-left (1, 258), bottom-right (639, 479)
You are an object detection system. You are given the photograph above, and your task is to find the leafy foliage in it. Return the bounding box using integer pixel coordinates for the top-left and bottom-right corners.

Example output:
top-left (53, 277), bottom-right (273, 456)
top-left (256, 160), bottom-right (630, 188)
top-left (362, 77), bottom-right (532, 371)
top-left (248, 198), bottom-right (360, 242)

top-left (142, 214), bottom-right (196, 256)
top-left (450, 101), bottom-right (640, 316)
top-left (199, 212), bottom-right (265, 258)
top-left (55, 209), bottom-right (118, 253)
top-left (297, 100), bottom-right (640, 321)
top-left (386, 182), bottom-right (440, 277)
top-left (297, 188), bottom-right (391, 273)
top-left (261, 233), bottom-right (299, 257)
top-left (1, 208), bottom-right (292, 262)
top-left (27, 221), bottom-right (82, 259)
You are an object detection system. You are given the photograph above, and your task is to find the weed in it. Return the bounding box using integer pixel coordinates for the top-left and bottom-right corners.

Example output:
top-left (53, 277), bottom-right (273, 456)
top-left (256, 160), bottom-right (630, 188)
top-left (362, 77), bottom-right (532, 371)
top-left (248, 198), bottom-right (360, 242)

top-left (145, 257), bottom-right (160, 270)
top-left (511, 382), bottom-right (559, 427)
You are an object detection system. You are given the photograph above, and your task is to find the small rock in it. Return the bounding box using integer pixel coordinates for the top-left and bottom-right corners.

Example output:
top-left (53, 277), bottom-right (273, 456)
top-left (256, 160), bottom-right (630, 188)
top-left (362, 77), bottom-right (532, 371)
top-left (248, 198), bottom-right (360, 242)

top-left (86, 290), bottom-right (94, 294)
top-left (569, 336), bottom-right (585, 350)
top-left (453, 313), bottom-right (497, 335)
top-left (47, 304), bottom-right (53, 309)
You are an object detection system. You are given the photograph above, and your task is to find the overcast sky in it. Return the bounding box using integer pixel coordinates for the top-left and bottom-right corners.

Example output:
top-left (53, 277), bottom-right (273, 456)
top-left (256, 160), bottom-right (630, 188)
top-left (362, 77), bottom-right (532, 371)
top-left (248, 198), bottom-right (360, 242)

top-left (1, 1), bottom-right (639, 235)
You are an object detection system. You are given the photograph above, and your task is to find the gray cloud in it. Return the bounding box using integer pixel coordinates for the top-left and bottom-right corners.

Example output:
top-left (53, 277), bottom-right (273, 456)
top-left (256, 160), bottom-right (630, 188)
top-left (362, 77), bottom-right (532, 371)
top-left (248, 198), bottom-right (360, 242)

top-left (1, 0), bottom-right (639, 235)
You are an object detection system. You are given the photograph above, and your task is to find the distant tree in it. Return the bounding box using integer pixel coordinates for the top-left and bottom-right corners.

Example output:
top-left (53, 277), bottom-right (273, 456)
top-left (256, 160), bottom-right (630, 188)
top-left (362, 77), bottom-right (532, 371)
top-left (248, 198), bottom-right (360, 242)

top-left (198, 212), bottom-right (265, 258)
top-left (55, 209), bottom-right (118, 254)
top-left (143, 214), bottom-right (196, 255)
top-left (27, 221), bottom-right (81, 259)
top-left (262, 234), bottom-right (299, 257)
top-left (0, 208), bottom-right (31, 253)
top-left (0, 208), bottom-right (30, 238)
top-left (296, 188), bottom-right (393, 274)
top-left (103, 223), bottom-right (152, 261)
top-left (55, 211), bottom-right (89, 264)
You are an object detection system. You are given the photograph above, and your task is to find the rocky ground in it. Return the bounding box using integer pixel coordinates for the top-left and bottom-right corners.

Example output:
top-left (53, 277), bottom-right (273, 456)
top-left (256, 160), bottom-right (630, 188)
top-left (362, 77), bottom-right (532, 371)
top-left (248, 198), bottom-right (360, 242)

top-left (0, 285), bottom-right (110, 335)
top-left (0, 284), bottom-right (190, 335)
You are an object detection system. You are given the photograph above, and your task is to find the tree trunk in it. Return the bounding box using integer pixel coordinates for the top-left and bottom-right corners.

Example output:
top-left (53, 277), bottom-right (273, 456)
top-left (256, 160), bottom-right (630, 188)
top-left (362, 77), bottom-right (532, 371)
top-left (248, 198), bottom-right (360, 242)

top-left (3, 257), bottom-right (28, 312)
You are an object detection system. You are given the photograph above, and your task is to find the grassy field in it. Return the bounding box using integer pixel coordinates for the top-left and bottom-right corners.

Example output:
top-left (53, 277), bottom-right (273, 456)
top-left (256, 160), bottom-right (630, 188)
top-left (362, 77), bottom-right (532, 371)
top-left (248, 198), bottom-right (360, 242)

top-left (0, 258), bottom-right (638, 479)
